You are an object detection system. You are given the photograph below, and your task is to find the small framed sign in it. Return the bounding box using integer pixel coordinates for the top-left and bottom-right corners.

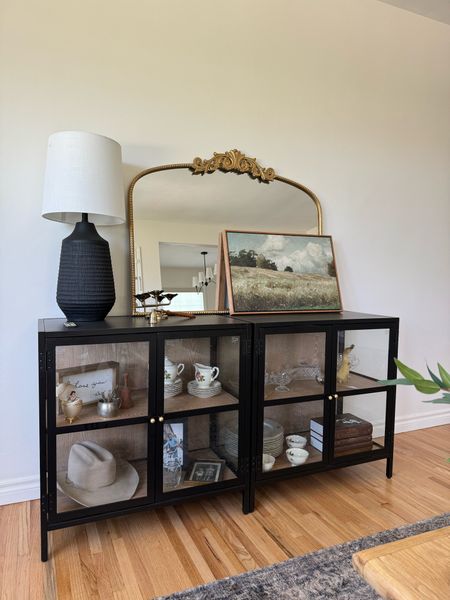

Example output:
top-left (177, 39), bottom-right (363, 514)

top-left (56, 361), bottom-right (119, 406)
top-left (188, 459), bottom-right (225, 483)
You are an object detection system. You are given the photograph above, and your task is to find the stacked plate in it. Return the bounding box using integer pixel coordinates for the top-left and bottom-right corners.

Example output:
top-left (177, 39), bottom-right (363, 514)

top-left (223, 422), bottom-right (239, 458)
top-left (164, 378), bottom-right (183, 399)
top-left (223, 418), bottom-right (284, 459)
top-left (187, 380), bottom-right (222, 399)
top-left (263, 419), bottom-right (284, 457)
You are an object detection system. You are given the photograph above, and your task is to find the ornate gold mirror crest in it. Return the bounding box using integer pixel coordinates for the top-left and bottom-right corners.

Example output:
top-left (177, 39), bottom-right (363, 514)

top-left (191, 149), bottom-right (276, 182)
top-left (128, 149), bottom-right (323, 316)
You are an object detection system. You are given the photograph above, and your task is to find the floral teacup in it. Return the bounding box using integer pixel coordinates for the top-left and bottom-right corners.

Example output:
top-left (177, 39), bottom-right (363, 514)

top-left (164, 357), bottom-right (184, 384)
top-left (194, 363), bottom-right (219, 389)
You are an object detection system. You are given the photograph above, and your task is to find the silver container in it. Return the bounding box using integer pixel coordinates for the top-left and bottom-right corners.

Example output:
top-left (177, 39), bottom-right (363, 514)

top-left (97, 399), bottom-right (120, 418)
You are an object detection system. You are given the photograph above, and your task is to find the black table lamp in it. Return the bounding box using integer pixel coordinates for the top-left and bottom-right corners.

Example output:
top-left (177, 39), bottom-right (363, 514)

top-left (42, 131), bottom-right (125, 322)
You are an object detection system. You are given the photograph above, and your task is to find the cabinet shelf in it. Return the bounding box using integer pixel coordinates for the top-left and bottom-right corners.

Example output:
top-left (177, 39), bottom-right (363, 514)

top-left (264, 379), bottom-right (324, 402)
top-left (334, 438), bottom-right (384, 458)
top-left (263, 373), bottom-right (384, 404)
top-left (56, 389), bottom-right (148, 428)
top-left (336, 372), bottom-right (383, 393)
top-left (56, 458), bottom-right (148, 513)
top-left (261, 431), bottom-right (323, 474)
top-left (268, 445), bottom-right (322, 472)
top-left (164, 390), bottom-right (239, 415)
top-left (163, 447), bottom-right (238, 493)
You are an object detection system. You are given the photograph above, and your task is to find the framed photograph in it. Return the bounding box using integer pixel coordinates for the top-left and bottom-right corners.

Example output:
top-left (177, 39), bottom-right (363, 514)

top-left (163, 422), bottom-right (185, 470)
top-left (57, 361), bottom-right (119, 406)
top-left (222, 230), bottom-right (342, 315)
top-left (188, 459), bottom-right (225, 483)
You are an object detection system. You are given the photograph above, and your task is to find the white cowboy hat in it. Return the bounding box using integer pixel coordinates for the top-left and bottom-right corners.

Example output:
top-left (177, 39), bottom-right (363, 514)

top-left (57, 441), bottom-right (139, 507)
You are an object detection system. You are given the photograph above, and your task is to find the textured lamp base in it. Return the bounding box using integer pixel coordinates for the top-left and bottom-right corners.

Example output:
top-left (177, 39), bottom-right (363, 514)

top-left (56, 218), bottom-right (115, 322)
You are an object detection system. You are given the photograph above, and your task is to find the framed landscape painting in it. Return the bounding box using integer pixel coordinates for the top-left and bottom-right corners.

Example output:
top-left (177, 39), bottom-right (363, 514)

top-left (222, 230), bottom-right (342, 314)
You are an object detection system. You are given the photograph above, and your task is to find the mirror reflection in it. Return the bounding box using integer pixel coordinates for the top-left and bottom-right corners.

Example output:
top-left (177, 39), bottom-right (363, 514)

top-left (159, 242), bottom-right (218, 311)
top-left (130, 161), bottom-right (322, 314)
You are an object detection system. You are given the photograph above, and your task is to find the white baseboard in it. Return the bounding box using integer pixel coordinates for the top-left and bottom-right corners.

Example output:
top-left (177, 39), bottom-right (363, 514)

top-left (359, 409), bottom-right (450, 438)
top-left (0, 411), bottom-right (449, 506)
top-left (0, 475), bottom-right (40, 506)
top-left (395, 409), bottom-right (450, 433)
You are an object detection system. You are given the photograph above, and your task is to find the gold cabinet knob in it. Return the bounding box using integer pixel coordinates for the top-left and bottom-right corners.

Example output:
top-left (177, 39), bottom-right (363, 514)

top-left (150, 417), bottom-right (156, 424)
top-left (328, 395), bottom-right (333, 400)
top-left (334, 393), bottom-right (338, 399)
top-left (158, 416), bottom-right (164, 423)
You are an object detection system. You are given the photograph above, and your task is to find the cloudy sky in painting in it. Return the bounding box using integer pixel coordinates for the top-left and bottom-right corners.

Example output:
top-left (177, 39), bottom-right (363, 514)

top-left (227, 233), bottom-right (335, 275)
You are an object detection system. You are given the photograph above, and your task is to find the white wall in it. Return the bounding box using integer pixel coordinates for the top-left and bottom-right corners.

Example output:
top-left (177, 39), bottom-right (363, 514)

top-left (0, 0), bottom-right (449, 504)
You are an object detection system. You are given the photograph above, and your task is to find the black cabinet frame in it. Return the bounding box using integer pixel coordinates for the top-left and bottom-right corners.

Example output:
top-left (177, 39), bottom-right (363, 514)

top-left (329, 321), bottom-right (399, 476)
top-left (252, 323), bottom-right (334, 482)
top-left (38, 312), bottom-right (398, 561)
top-left (153, 327), bottom-right (252, 505)
top-left (247, 314), bottom-right (399, 507)
top-left (39, 317), bottom-right (252, 561)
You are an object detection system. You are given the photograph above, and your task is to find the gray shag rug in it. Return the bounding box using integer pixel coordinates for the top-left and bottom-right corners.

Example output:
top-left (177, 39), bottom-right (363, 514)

top-left (156, 512), bottom-right (449, 600)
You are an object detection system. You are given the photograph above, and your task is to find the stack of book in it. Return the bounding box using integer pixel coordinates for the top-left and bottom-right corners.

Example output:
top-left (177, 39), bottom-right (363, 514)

top-left (310, 413), bottom-right (373, 456)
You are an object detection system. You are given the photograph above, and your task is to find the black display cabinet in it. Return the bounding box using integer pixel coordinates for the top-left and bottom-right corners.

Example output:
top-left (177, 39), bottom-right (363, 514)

top-left (38, 311), bottom-right (398, 561)
top-left (38, 316), bottom-right (252, 562)
top-left (240, 312), bottom-right (399, 505)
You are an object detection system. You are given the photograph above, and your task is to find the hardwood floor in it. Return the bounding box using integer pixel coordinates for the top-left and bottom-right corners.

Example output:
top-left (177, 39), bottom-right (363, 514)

top-left (353, 526), bottom-right (450, 600)
top-left (1, 425), bottom-right (449, 600)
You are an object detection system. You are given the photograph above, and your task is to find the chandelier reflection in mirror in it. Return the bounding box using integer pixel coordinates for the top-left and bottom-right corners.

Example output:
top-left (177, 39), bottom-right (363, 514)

top-left (192, 251), bottom-right (217, 294)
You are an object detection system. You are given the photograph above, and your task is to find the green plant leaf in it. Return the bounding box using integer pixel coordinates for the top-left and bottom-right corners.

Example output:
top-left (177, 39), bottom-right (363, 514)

top-left (427, 365), bottom-right (445, 388)
top-left (423, 398), bottom-right (450, 404)
top-left (378, 378), bottom-right (413, 386)
top-left (413, 379), bottom-right (441, 394)
top-left (423, 393), bottom-right (450, 404)
top-left (394, 358), bottom-right (424, 382)
top-left (437, 364), bottom-right (450, 389)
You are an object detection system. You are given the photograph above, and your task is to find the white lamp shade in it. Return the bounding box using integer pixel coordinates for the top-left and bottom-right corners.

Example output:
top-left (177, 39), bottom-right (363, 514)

top-left (42, 131), bottom-right (126, 225)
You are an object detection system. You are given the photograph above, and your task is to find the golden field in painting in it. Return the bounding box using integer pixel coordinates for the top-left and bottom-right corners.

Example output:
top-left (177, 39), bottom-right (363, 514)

top-left (230, 266), bottom-right (341, 312)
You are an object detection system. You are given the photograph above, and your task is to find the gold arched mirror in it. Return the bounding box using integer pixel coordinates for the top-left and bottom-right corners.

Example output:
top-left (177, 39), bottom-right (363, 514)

top-left (128, 150), bottom-right (322, 315)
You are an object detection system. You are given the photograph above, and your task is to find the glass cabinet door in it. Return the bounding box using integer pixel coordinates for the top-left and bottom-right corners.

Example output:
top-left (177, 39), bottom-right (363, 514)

top-left (335, 328), bottom-right (390, 393)
top-left (259, 400), bottom-right (325, 474)
top-left (55, 423), bottom-right (149, 514)
top-left (54, 341), bottom-right (150, 427)
top-left (264, 331), bottom-right (327, 401)
top-left (161, 411), bottom-right (240, 493)
top-left (330, 326), bottom-right (393, 461)
top-left (258, 329), bottom-right (329, 477)
top-left (50, 338), bottom-right (153, 517)
top-left (157, 332), bottom-right (246, 497)
top-left (331, 391), bottom-right (387, 460)
top-left (162, 335), bottom-right (241, 414)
